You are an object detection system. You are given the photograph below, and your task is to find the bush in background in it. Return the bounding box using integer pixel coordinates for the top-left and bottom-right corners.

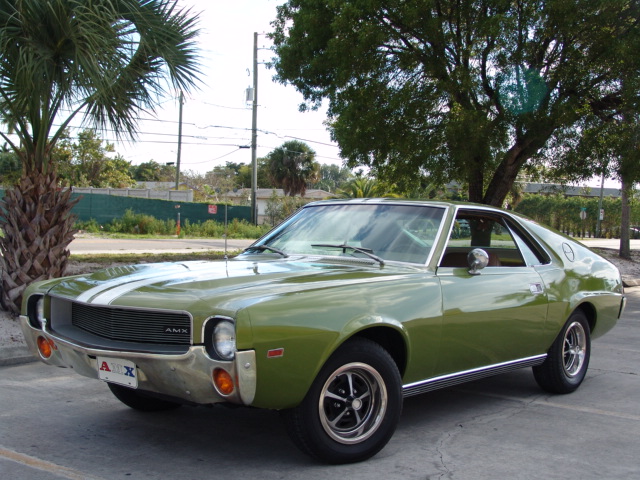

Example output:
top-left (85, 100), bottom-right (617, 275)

top-left (181, 218), bottom-right (269, 238)
top-left (515, 194), bottom-right (640, 238)
top-left (75, 209), bottom-right (269, 238)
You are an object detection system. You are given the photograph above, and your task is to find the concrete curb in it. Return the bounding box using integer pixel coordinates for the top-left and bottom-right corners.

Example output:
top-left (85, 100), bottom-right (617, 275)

top-left (0, 344), bottom-right (36, 367)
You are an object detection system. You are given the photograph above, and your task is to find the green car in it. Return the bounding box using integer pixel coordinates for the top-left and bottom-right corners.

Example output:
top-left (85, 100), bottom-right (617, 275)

top-left (20, 199), bottom-right (625, 464)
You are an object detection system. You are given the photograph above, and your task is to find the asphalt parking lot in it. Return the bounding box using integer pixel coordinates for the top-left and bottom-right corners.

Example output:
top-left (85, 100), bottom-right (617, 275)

top-left (1, 288), bottom-right (638, 479)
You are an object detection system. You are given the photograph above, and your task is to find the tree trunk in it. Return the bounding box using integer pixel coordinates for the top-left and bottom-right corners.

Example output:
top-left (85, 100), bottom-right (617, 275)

top-left (619, 176), bottom-right (631, 260)
top-left (0, 171), bottom-right (78, 313)
top-left (483, 129), bottom-right (556, 207)
top-left (467, 157), bottom-right (485, 204)
top-left (482, 146), bottom-right (526, 207)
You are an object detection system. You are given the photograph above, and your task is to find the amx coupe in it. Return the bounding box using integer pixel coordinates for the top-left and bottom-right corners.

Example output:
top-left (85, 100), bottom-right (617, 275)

top-left (20, 199), bottom-right (625, 463)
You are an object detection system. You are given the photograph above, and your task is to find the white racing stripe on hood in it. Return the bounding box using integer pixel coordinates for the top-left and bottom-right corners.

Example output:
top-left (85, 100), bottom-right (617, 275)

top-left (88, 270), bottom-right (200, 305)
top-left (76, 264), bottom-right (191, 304)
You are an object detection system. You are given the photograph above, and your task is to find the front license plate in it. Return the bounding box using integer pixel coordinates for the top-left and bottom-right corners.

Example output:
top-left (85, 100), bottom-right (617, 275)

top-left (97, 357), bottom-right (138, 388)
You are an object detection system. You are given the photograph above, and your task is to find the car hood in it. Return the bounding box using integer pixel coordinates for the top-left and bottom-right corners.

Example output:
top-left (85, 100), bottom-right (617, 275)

top-left (46, 256), bottom-right (424, 315)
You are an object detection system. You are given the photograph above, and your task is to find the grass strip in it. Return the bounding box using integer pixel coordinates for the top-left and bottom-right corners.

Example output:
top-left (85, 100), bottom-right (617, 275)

top-left (69, 250), bottom-right (243, 265)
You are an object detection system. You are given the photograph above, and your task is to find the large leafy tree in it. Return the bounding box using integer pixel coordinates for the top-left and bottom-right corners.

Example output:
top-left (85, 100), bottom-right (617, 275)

top-left (271, 0), bottom-right (639, 206)
top-left (57, 129), bottom-right (136, 188)
top-left (542, 31), bottom-right (640, 256)
top-left (546, 110), bottom-right (640, 256)
top-left (0, 0), bottom-right (201, 312)
top-left (266, 140), bottom-right (320, 196)
top-left (336, 177), bottom-right (397, 198)
top-left (130, 159), bottom-right (176, 182)
top-left (237, 158), bottom-right (272, 190)
top-left (310, 164), bottom-right (354, 193)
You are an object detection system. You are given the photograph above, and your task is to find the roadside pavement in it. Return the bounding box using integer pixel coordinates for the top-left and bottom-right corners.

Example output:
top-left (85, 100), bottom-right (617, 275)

top-left (69, 236), bottom-right (255, 255)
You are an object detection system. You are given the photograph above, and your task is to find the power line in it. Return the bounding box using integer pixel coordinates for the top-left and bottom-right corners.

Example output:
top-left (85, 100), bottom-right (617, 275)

top-left (186, 147), bottom-right (245, 165)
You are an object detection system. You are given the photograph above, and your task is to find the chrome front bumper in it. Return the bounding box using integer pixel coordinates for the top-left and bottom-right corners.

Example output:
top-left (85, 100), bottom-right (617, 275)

top-left (19, 315), bottom-right (256, 406)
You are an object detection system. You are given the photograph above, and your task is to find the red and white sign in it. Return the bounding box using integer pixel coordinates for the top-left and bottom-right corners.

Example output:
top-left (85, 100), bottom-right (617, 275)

top-left (208, 205), bottom-right (218, 214)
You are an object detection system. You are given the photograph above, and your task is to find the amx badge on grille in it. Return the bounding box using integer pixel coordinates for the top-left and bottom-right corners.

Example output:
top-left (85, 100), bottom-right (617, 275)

top-left (164, 327), bottom-right (189, 334)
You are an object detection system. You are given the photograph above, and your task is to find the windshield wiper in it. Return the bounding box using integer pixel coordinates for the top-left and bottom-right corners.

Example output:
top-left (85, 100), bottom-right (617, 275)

top-left (311, 244), bottom-right (385, 266)
top-left (244, 245), bottom-right (289, 257)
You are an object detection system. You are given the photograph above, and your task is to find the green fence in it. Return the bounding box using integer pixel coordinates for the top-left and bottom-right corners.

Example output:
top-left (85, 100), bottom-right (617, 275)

top-left (0, 189), bottom-right (252, 225)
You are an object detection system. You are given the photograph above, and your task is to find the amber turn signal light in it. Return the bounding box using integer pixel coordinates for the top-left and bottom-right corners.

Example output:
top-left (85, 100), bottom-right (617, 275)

top-left (213, 368), bottom-right (234, 395)
top-left (37, 336), bottom-right (53, 359)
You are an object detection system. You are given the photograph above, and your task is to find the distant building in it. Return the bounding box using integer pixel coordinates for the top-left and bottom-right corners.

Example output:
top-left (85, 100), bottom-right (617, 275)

top-left (225, 188), bottom-right (334, 224)
top-left (73, 185), bottom-right (193, 202)
top-left (135, 181), bottom-right (190, 191)
top-left (523, 182), bottom-right (622, 198)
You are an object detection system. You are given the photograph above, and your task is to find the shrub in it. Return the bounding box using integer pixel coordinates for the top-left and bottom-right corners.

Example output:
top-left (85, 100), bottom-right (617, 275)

top-left (75, 219), bottom-right (102, 233)
top-left (76, 210), bottom-right (269, 238)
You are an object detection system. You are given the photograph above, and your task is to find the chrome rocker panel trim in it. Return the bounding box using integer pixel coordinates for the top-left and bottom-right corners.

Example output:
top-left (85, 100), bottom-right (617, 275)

top-left (402, 354), bottom-right (547, 397)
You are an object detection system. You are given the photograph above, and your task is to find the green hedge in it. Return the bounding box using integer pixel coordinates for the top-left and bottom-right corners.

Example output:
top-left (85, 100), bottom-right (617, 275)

top-left (514, 194), bottom-right (640, 238)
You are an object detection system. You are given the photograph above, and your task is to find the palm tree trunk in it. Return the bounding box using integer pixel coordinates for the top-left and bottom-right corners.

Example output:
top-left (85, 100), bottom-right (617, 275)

top-left (0, 171), bottom-right (78, 313)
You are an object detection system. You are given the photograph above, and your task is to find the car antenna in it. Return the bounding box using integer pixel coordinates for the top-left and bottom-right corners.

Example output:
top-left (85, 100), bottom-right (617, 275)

top-left (224, 202), bottom-right (228, 260)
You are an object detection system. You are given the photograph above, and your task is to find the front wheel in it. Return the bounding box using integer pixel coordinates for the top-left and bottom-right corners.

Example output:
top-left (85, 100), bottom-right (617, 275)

top-left (533, 310), bottom-right (591, 394)
top-left (282, 338), bottom-right (403, 464)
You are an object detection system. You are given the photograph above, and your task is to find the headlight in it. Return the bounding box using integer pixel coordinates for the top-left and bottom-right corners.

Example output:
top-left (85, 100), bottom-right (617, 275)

top-left (27, 295), bottom-right (45, 329)
top-left (213, 320), bottom-right (236, 360)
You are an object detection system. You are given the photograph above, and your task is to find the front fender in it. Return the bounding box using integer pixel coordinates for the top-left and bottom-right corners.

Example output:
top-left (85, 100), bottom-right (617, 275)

top-left (246, 315), bottom-right (409, 410)
top-left (243, 276), bottom-right (442, 409)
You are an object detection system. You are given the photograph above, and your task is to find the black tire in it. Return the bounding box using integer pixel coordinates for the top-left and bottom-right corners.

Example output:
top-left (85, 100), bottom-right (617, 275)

top-left (107, 383), bottom-right (182, 412)
top-left (282, 338), bottom-right (403, 464)
top-left (533, 310), bottom-right (591, 394)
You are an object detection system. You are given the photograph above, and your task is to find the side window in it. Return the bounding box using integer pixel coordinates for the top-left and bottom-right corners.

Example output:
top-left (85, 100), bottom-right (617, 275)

top-left (440, 213), bottom-right (526, 267)
top-left (507, 222), bottom-right (550, 266)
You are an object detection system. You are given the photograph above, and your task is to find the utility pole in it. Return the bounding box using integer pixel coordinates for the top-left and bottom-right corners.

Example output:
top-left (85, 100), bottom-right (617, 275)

top-left (251, 32), bottom-right (258, 225)
top-left (175, 90), bottom-right (184, 190)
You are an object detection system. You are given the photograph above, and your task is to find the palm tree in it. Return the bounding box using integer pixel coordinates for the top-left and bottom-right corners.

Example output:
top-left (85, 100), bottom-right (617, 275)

top-left (337, 177), bottom-right (398, 198)
top-left (267, 140), bottom-right (319, 196)
top-left (0, 0), bottom-right (201, 312)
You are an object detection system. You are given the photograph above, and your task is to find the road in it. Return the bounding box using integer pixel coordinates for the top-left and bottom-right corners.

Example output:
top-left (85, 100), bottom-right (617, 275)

top-left (579, 238), bottom-right (640, 249)
top-left (69, 237), bottom-right (255, 255)
top-left (1, 291), bottom-right (639, 479)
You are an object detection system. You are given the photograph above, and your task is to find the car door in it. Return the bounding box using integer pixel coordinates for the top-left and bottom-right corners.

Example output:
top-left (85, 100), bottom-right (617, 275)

top-left (435, 209), bottom-right (550, 376)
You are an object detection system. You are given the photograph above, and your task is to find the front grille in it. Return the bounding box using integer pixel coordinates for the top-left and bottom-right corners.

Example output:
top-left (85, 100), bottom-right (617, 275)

top-left (71, 303), bottom-right (191, 345)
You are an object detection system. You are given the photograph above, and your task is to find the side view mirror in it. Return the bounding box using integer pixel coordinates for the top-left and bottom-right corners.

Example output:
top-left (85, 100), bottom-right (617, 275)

top-left (467, 248), bottom-right (489, 275)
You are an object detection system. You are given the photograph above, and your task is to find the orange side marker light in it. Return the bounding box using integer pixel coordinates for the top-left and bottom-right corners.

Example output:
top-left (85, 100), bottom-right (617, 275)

top-left (37, 336), bottom-right (53, 359)
top-left (213, 368), bottom-right (234, 395)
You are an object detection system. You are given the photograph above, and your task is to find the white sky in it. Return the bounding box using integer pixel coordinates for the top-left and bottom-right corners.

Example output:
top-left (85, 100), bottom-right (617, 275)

top-left (103, 0), bottom-right (342, 175)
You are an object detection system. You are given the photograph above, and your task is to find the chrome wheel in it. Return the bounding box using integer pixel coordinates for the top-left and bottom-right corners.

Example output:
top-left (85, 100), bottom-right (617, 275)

top-left (282, 338), bottom-right (402, 463)
top-left (318, 362), bottom-right (387, 445)
top-left (533, 311), bottom-right (591, 394)
top-left (563, 321), bottom-right (587, 377)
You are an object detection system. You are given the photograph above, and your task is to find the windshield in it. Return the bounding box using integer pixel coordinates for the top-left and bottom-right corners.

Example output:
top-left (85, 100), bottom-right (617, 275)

top-left (251, 203), bottom-right (445, 264)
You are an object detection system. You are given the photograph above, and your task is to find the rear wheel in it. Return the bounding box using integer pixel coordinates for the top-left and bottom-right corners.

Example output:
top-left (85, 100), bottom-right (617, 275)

top-left (533, 310), bottom-right (591, 394)
top-left (282, 338), bottom-right (402, 464)
top-left (107, 383), bottom-right (182, 412)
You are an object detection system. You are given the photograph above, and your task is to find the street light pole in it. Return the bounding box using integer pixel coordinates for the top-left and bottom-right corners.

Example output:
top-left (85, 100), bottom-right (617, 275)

top-left (251, 32), bottom-right (258, 225)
